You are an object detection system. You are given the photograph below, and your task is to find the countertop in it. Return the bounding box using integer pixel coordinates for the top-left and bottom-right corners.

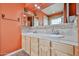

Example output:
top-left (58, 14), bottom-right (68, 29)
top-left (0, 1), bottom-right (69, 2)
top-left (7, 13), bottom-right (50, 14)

top-left (22, 32), bottom-right (78, 46)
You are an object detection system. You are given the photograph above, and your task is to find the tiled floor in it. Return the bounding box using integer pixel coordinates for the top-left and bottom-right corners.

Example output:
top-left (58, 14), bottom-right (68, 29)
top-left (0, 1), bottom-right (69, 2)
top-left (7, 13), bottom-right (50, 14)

top-left (10, 50), bottom-right (29, 56)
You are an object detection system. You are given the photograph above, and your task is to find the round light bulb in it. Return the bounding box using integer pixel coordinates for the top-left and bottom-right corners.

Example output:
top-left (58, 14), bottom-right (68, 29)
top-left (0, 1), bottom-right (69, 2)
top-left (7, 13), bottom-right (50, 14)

top-left (23, 14), bottom-right (26, 17)
top-left (34, 4), bottom-right (37, 7)
top-left (37, 6), bottom-right (40, 9)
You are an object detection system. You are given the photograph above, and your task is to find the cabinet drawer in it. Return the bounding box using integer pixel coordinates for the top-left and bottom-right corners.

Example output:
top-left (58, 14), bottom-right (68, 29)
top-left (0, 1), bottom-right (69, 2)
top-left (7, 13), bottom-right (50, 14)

top-left (39, 39), bottom-right (50, 46)
top-left (51, 42), bottom-right (74, 55)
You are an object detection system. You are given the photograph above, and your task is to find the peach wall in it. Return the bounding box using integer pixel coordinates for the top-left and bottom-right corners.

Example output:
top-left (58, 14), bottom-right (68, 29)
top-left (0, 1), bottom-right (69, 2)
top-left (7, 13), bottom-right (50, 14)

top-left (0, 3), bottom-right (25, 20)
top-left (0, 3), bottom-right (24, 55)
top-left (0, 5), bottom-right (1, 55)
top-left (69, 3), bottom-right (76, 16)
top-left (0, 19), bottom-right (21, 55)
top-left (64, 3), bottom-right (67, 23)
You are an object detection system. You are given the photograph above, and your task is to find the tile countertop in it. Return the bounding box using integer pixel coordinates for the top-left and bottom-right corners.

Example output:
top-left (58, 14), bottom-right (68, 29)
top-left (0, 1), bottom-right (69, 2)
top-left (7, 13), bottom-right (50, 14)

top-left (22, 32), bottom-right (78, 46)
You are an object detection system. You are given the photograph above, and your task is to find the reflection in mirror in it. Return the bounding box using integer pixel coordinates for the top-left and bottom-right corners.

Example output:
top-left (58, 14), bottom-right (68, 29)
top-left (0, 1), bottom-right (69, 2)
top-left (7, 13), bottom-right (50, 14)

top-left (43, 15), bottom-right (48, 26)
top-left (34, 16), bottom-right (39, 27)
top-left (41, 3), bottom-right (64, 25)
top-left (49, 16), bottom-right (64, 25)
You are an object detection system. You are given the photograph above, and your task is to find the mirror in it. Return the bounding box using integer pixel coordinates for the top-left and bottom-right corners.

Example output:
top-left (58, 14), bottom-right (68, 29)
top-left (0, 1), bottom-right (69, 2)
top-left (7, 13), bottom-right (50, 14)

top-left (41, 3), bottom-right (64, 25)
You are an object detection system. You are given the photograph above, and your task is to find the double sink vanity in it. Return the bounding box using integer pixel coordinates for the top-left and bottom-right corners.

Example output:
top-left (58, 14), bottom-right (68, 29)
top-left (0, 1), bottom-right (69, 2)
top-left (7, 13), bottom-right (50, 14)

top-left (22, 23), bottom-right (78, 56)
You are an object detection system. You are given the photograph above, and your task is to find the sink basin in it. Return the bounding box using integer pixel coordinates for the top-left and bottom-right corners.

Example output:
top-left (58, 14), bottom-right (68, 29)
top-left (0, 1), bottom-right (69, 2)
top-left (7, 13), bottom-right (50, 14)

top-left (33, 33), bottom-right (63, 38)
top-left (22, 32), bottom-right (64, 38)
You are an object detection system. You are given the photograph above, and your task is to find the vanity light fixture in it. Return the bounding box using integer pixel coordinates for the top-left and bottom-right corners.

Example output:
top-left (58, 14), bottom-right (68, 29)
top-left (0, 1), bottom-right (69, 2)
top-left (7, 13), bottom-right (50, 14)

top-left (34, 4), bottom-right (40, 9)
top-left (23, 14), bottom-right (26, 17)
top-left (34, 4), bottom-right (38, 7)
top-left (37, 6), bottom-right (40, 9)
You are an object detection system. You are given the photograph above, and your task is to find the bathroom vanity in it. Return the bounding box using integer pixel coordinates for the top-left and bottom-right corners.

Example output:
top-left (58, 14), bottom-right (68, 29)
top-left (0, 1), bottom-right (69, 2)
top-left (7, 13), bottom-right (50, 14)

top-left (22, 23), bottom-right (78, 56)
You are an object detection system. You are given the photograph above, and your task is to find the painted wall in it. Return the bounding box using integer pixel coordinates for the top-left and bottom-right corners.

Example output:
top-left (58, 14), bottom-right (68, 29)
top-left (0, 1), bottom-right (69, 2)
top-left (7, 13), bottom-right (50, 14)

top-left (69, 3), bottom-right (76, 16)
top-left (0, 5), bottom-right (1, 55)
top-left (64, 3), bottom-right (76, 23)
top-left (0, 3), bottom-right (24, 55)
top-left (64, 3), bottom-right (67, 23)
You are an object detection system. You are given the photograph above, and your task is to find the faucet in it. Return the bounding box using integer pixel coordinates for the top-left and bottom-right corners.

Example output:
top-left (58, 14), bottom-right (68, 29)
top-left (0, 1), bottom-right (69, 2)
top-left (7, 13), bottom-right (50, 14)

top-left (51, 29), bottom-right (60, 34)
top-left (33, 30), bottom-right (37, 33)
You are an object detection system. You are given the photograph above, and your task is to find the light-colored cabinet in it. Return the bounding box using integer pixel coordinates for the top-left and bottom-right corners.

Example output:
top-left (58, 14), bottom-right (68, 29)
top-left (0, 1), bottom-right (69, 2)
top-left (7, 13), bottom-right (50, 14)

top-left (55, 50), bottom-right (69, 56)
top-left (51, 41), bottom-right (74, 56)
top-left (50, 48), bottom-right (57, 56)
top-left (39, 39), bottom-right (50, 56)
top-left (22, 35), bottom-right (75, 56)
top-left (22, 35), bottom-right (31, 54)
top-left (25, 36), bottom-right (31, 54)
top-left (22, 35), bottom-right (26, 50)
top-left (30, 37), bottom-right (39, 56)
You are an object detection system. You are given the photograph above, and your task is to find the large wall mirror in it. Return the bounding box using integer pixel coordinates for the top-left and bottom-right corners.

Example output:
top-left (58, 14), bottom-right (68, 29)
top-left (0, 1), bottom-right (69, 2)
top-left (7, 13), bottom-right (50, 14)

top-left (41, 3), bottom-right (64, 25)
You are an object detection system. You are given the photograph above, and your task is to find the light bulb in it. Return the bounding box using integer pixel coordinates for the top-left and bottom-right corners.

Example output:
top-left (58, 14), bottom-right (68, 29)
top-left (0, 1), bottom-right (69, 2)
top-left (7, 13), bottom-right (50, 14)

top-left (37, 6), bottom-right (40, 9)
top-left (23, 14), bottom-right (26, 17)
top-left (34, 4), bottom-right (37, 7)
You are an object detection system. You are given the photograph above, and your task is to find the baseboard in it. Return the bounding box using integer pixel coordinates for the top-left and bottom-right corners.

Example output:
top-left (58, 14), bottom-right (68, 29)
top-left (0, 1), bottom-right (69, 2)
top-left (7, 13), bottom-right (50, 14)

top-left (5, 49), bottom-right (23, 56)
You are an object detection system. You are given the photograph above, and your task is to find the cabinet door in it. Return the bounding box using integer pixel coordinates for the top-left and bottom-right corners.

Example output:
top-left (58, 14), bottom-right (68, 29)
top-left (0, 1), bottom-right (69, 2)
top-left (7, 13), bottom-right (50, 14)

top-left (39, 46), bottom-right (50, 56)
top-left (39, 39), bottom-right (50, 56)
top-left (51, 42), bottom-right (74, 55)
top-left (50, 48), bottom-right (57, 56)
top-left (25, 36), bottom-right (31, 55)
top-left (31, 37), bottom-right (39, 56)
top-left (55, 50), bottom-right (70, 56)
top-left (22, 35), bottom-right (26, 50)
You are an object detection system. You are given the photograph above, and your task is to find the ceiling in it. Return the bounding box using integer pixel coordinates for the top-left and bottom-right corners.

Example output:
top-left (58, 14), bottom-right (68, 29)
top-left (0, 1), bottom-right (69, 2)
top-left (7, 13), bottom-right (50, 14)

top-left (25, 3), bottom-right (53, 15)
top-left (25, 3), bottom-right (64, 16)
top-left (41, 3), bottom-right (64, 15)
